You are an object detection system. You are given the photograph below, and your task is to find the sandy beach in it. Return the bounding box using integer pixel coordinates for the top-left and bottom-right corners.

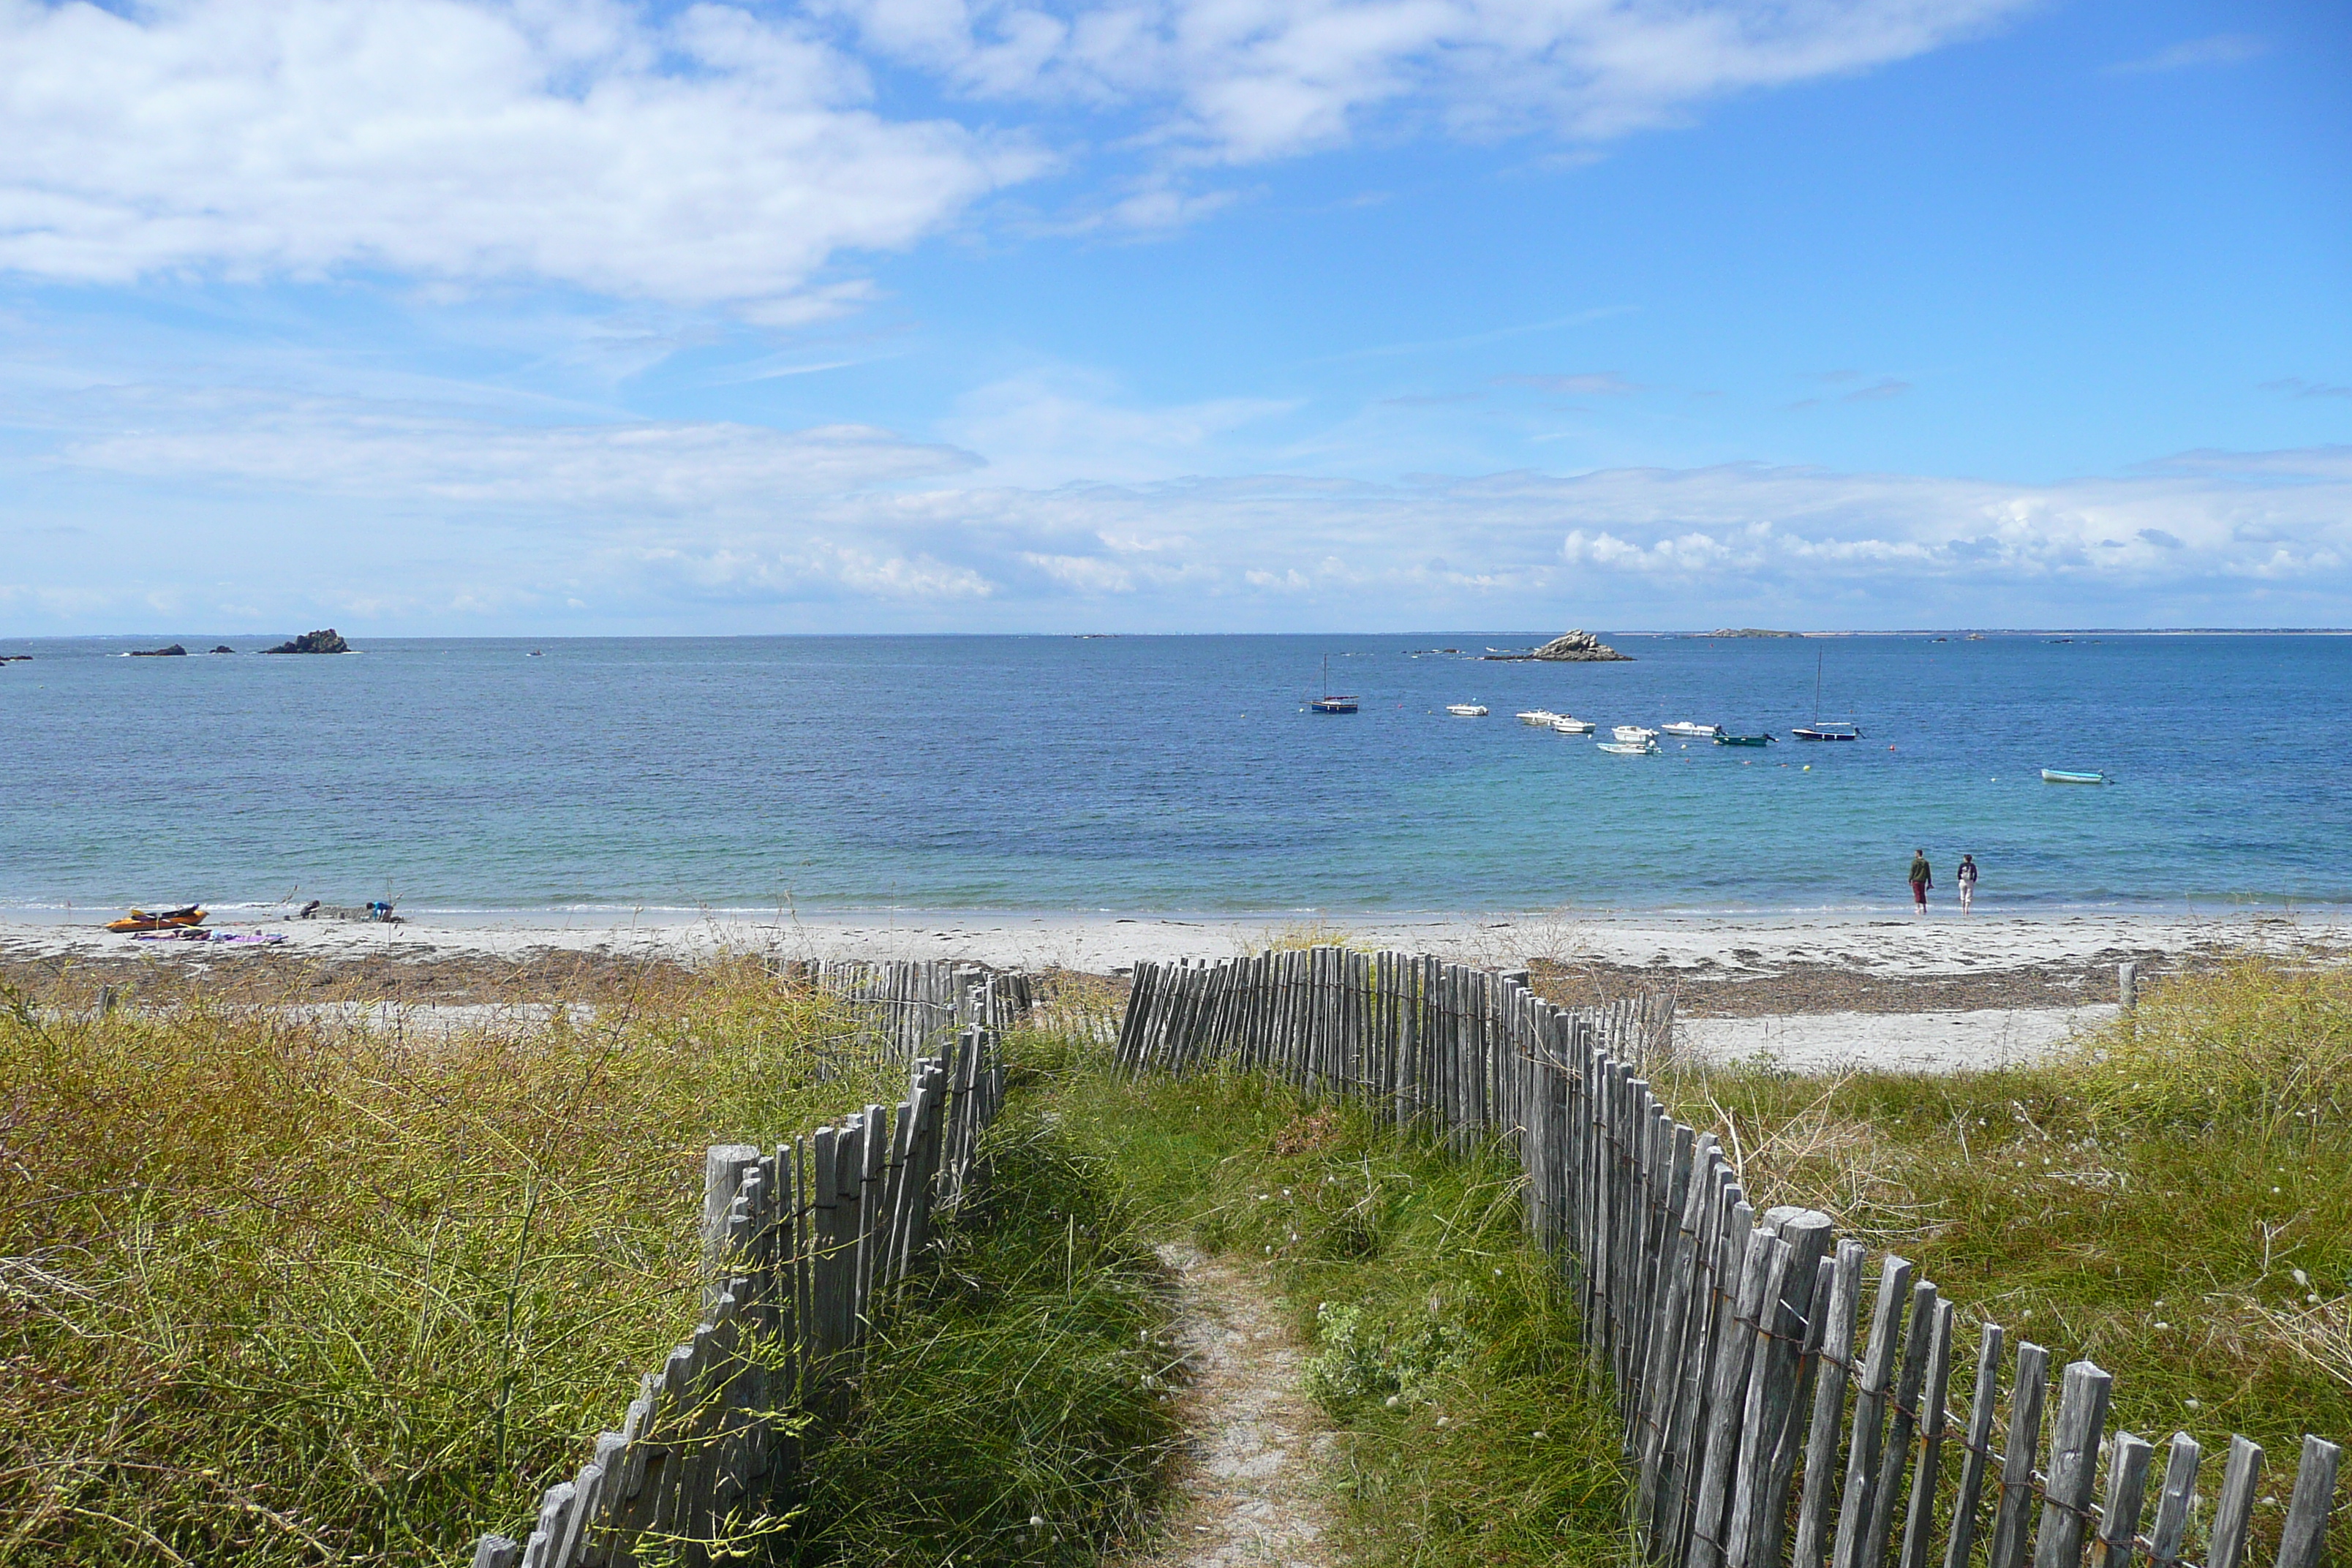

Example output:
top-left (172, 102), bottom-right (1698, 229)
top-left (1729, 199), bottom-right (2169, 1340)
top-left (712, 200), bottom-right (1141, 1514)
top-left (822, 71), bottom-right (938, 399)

top-left (5, 905), bottom-right (2339, 1072)
top-left (6, 903), bottom-right (2339, 976)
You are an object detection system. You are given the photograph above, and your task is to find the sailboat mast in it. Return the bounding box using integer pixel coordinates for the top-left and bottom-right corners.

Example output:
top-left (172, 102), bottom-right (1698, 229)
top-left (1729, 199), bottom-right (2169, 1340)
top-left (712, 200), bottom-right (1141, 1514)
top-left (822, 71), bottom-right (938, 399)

top-left (1814, 648), bottom-right (1823, 722)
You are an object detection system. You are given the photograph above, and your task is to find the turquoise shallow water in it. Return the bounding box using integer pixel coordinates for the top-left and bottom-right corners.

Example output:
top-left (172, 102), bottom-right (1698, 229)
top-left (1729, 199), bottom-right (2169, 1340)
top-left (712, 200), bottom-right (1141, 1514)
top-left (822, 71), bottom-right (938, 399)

top-left (4, 633), bottom-right (2348, 916)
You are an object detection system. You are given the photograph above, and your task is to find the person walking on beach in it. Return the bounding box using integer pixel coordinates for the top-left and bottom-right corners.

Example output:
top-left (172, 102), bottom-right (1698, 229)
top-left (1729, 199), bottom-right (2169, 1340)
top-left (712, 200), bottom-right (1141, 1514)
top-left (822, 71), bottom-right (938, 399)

top-left (1909, 849), bottom-right (1934, 913)
top-left (1957, 853), bottom-right (1979, 914)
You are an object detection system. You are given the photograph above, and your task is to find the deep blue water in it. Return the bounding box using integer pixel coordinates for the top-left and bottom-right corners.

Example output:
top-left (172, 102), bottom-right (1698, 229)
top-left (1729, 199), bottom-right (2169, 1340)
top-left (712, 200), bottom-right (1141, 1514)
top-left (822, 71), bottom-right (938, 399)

top-left (4, 633), bottom-right (2348, 916)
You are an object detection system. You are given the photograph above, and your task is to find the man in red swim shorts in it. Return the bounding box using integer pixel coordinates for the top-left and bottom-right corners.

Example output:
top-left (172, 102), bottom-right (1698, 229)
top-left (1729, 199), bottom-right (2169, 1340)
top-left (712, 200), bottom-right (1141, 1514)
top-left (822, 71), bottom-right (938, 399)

top-left (1908, 849), bottom-right (1933, 913)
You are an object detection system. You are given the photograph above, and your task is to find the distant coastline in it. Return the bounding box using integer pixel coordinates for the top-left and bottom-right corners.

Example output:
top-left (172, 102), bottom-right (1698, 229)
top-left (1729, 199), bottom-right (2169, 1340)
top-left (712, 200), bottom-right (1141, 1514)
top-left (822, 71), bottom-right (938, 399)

top-left (10, 627), bottom-right (2352, 647)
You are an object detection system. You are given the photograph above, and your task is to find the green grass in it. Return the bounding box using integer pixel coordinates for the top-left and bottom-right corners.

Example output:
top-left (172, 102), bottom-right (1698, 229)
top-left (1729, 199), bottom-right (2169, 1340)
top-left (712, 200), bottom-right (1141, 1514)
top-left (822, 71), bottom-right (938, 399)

top-left (0, 960), bottom-right (909, 1566)
top-left (1027, 1037), bottom-right (1637, 1568)
top-left (17, 955), bottom-right (2342, 1567)
top-left (774, 1112), bottom-right (1186, 1567)
top-left (1658, 958), bottom-right (2352, 1516)
top-left (1011, 957), bottom-right (2352, 1567)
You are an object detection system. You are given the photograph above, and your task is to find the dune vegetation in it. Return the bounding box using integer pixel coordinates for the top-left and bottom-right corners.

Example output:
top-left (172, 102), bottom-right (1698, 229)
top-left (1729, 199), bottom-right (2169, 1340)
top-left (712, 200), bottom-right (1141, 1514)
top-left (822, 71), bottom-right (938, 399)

top-left (0, 961), bottom-right (909, 1565)
top-left (1655, 957), bottom-right (2352, 1493)
top-left (7, 954), bottom-right (2345, 1567)
top-left (1028, 1032), bottom-right (1635, 1568)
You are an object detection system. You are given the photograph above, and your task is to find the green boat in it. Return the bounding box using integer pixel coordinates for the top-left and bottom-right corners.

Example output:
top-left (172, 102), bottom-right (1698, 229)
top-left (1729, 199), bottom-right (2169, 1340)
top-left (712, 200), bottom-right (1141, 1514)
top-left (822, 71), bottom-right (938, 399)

top-left (2041, 768), bottom-right (2109, 785)
top-left (1714, 732), bottom-right (1776, 747)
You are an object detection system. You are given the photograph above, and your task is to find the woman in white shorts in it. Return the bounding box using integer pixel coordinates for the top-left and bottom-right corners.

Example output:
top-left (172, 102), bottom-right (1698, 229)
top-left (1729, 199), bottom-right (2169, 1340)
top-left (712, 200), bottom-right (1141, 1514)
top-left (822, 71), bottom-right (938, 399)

top-left (1956, 853), bottom-right (1979, 914)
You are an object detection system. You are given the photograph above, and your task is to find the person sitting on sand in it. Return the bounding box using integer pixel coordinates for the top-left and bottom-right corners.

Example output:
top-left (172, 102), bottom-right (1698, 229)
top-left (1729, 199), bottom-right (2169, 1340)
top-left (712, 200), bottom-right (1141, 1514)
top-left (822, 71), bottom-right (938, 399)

top-left (1909, 850), bottom-right (1933, 914)
top-left (1957, 853), bottom-right (1978, 915)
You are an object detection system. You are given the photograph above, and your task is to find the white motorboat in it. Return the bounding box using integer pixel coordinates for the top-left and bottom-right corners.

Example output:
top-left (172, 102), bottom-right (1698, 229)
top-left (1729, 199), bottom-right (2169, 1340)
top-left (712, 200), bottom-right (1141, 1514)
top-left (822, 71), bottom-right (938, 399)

top-left (1662, 721), bottom-right (1722, 739)
top-left (1550, 715), bottom-right (1597, 734)
top-left (1611, 725), bottom-right (1659, 744)
top-left (1516, 709), bottom-right (1560, 725)
top-left (1597, 739), bottom-right (1659, 755)
top-left (1447, 704), bottom-right (1489, 717)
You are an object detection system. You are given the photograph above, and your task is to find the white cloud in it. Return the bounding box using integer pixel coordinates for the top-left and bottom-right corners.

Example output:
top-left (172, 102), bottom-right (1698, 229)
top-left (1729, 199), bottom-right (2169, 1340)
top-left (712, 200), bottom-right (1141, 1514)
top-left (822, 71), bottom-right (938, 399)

top-left (941, 372), bottom-right (1300, 484)
top-left (0, 0), bottom-right (2040, 301)
top-left (56, 393), bottom-right (981, 504)
top-left (2107, 33), bottom-right (2267, 75)
top-left (1493, 372), bottom-right (1643, 396)
top-left (821, 0), bottom-right (2034, 163)
top-left (22, 380), bottom-right (2352, 630)
top-left (0, 0), bottom-right (1034, 309)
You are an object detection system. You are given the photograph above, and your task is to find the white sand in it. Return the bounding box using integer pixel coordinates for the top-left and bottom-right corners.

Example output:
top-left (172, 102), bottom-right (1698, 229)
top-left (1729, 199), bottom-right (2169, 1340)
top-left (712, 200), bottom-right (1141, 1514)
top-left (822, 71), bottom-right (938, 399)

top-left (5, 905), bottom-right (2337, 976)
top-left (1676, 1005), bottom-right (2116, 1074)
top-left (10, 907), bottom-right (2334, 1074)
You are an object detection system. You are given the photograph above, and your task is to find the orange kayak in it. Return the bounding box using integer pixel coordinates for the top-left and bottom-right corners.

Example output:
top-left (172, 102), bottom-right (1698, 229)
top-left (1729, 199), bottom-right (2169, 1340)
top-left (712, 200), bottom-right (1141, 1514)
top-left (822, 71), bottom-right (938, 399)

top-left (106, 906), bottom-right (206, 933)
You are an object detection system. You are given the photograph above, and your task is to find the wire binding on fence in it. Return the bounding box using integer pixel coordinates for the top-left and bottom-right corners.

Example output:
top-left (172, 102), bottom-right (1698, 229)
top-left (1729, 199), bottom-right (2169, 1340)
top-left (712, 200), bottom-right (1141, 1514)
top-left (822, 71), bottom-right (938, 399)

top-left (1117, 947), bottom-right (2341, 1568)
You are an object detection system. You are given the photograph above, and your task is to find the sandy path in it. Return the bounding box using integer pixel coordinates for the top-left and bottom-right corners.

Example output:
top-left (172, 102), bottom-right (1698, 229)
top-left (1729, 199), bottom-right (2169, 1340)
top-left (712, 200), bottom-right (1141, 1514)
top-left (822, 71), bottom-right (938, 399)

top-left (1128, 1244), bottom-right (1337, 1568)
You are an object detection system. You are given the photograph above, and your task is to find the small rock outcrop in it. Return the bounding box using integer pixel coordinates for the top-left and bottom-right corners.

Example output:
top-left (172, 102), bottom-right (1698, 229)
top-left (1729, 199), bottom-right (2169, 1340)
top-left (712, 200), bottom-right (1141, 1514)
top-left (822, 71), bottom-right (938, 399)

top-left (265, 629), bottom-right (350, 655)
top-left (1531, 630), bottom-right (1631, 662)
top-left (1705, 627), bottom-right (1801, 638)
top-left (209, 645), bottom-right (236, 654)
top-left (129, 643), bottom-right (189, 657)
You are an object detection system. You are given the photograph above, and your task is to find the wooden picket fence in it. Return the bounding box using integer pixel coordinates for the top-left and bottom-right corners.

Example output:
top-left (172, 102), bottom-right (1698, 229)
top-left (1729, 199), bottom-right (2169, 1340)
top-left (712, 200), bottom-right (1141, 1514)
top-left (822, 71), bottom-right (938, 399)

top-left (1117, 948), bottom-right (2342, 1568)
top-left (470, 962), bottom-right (1030, 1568)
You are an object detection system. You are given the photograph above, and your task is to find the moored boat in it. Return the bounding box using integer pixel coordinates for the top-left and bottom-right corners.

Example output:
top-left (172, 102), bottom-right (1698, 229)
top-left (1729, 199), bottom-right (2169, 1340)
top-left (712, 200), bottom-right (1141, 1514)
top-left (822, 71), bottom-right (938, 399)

top-left (1597, 739), bottom-right (1659, 755)
top-left (1446, 704), bottom-right (1489, 716)
top-left (1610, 724), bottom-right (1659, 744)
top-left (1516, 709), bottom-right (1560, 725)
top-left (1662, 721), bottom-right (1721, 738)
top-left (2040, 768), bottom-right (2109, 785)
top-left (1795, 649), bottom-right (1863, 741)
top-left (1308, 653), bottom-right (1357, 713)
top-left (1550, 716), bottom-right (1596, 734)
top-left (1714, 732), bottom-right (1776, 746)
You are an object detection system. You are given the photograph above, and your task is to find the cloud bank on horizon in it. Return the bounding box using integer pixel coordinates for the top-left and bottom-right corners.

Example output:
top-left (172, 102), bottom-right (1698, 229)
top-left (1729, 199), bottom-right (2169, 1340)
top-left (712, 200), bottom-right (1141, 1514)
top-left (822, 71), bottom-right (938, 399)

top-left (1, 0), bottom-right (2345, 633)
top-left (18, 387), bottom-right (2351, 630)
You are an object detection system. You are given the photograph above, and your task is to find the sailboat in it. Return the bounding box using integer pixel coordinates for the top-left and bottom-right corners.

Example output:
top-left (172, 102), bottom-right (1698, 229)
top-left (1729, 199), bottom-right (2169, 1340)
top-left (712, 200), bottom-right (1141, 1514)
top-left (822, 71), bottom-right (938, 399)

top-left (1308, 654), bottom-right (1357, 714)
top-left (1790, 648), bottom-right (1863, 741)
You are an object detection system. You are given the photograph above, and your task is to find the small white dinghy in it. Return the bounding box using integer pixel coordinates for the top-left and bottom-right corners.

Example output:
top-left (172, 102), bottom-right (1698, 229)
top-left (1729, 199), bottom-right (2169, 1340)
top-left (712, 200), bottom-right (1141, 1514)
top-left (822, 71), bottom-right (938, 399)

top-left (2040, 768), bottom-right (2110, 785)
top-left (1598, 738), bottom-right (1659, 755)
top-left (1550, 715), bottom-right (1596, 734)
top-left (1611, 725), bottom-right (1659, 744)
top-left (1662, 721), bottom-right (1722, 739)
top-left (1447, 703), bottom-right (1489, 716)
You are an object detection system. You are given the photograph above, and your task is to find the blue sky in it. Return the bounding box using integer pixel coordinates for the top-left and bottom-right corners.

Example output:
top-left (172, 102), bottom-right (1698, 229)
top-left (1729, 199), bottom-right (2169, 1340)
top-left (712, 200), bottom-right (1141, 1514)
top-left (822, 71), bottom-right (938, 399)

top-left (2, 0), bottom-right (2347, 633)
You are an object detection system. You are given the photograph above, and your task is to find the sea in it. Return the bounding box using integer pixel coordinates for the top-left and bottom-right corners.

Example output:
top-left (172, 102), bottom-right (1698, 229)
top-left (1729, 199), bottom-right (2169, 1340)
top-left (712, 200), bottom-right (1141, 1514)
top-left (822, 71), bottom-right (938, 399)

top-left (4, 633), bottom-right (2348, 920)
